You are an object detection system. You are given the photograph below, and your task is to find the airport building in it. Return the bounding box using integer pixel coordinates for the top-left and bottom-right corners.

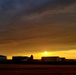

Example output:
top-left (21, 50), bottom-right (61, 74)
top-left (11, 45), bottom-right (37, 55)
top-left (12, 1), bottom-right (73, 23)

top-left (12, 55), bottom-right (33, 62)
top-left (41, 56), bottom-right (60, 62)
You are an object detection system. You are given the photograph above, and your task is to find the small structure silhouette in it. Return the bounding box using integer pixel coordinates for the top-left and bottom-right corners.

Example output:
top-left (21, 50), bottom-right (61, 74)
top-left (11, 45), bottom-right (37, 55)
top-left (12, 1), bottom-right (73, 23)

top-left (0, 55), bottom-right (7, 61)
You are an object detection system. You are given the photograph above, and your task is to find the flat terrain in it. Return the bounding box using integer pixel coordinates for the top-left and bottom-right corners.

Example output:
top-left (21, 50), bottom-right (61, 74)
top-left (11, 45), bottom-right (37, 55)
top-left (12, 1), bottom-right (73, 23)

top-left (0, 64), bottom-right (76, 75)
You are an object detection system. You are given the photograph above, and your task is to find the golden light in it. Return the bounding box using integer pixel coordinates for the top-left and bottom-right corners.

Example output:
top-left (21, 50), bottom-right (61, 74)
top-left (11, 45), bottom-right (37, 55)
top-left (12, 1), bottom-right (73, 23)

top-left (42, 51), bottom-right (51, 56)
top-left (44, 51), bottom-right (48, 55)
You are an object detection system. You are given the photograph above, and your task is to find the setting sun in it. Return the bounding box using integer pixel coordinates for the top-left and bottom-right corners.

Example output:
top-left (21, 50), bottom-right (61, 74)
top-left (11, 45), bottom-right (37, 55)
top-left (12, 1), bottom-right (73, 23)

top-left (42, 51), bottom-right (51, 57)
top-left (44, 51), bottom-right (48, 55)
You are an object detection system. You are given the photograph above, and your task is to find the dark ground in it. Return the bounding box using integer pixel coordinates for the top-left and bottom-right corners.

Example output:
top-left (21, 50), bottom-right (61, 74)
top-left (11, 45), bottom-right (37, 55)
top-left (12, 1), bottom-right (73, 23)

top-left (0, 64), bottom-right (76, 75)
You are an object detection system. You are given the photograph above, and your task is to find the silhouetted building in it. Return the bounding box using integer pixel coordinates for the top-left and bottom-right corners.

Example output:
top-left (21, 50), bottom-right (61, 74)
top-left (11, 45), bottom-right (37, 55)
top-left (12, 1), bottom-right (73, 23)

top-left (60, 57), bottom-right (65, 61)
top-left (65, 59), bottom-right (76, 62)
top-left (28, 55), bottom-right (33, 61)
top-left (0, 55), bottom-right (7, 61)
top-left (12, 56), bottom-right (29, 62)
top-left (30, 55), bottom-right (33, 60)
top-left (41, 56), bottom-right (60, 62)
top-left (12, 55), bottom-right (33, 62)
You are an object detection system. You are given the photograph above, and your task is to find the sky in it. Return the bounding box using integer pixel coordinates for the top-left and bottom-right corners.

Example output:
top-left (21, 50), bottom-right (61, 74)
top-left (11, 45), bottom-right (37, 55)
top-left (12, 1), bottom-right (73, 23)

top-left (0, 0), bottom-right (76, 59)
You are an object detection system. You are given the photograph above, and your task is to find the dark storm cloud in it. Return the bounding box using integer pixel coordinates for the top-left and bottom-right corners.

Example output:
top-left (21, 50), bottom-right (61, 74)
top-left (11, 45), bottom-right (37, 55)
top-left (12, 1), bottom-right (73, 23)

top-left (0, 0), bottom-right (76, 54)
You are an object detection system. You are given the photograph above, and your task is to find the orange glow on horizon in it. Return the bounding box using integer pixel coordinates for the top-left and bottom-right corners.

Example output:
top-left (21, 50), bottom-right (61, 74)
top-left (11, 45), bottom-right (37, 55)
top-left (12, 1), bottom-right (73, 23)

top-left (7, 49), bottom-right (76, 59)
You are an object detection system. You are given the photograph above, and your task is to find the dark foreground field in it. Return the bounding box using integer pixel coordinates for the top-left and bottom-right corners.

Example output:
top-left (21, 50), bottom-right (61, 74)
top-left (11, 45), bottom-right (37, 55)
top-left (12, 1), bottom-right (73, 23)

top-left (0, 64), bottom-right (76, 75)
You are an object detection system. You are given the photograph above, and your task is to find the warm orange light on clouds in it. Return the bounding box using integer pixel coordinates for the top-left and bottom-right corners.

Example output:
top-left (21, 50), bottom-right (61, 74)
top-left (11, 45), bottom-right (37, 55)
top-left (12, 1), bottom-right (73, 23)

top-left (52, 49), bottom-right (76, 59)
top-left (34, 49), bottom-right (76, 59)
top-left (0, 0), bottom-right (76, 60)
top-left (7, 49), bottom-right (76, 59)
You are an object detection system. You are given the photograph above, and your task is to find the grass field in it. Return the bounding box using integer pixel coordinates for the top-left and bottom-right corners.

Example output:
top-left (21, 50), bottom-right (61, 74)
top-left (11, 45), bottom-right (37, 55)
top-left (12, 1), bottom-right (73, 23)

top-left (0, 64), bottom-right (76, 75)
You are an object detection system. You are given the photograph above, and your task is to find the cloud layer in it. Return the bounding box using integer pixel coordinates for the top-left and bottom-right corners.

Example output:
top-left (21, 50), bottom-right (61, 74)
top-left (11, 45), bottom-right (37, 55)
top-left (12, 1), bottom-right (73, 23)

top-left (0, 0), bottom-right (76, 55)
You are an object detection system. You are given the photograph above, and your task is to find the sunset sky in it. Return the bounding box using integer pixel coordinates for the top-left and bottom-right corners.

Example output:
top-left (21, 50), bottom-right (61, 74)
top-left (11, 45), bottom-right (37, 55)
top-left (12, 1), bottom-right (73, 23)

top-left (0, 0), bottom-right (76, 59)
